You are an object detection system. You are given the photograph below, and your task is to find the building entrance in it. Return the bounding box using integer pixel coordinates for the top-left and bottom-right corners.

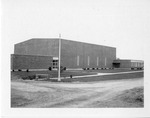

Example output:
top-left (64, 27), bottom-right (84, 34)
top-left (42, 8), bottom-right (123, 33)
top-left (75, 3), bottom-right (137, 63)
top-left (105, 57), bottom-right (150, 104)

top-left (52, 57), bottom-right (58, 69)
top-left (113, 63), bottom-right (120, 68)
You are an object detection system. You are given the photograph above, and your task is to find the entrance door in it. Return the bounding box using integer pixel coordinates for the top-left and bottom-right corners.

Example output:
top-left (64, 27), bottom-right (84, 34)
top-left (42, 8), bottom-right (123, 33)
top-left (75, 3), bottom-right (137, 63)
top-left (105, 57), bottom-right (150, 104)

top-left (113, 63), bottom-right (120, 68)
top-left (52, 60), bottom-right (58, 69)
top-left (52, 57), bottom-right (58, 69)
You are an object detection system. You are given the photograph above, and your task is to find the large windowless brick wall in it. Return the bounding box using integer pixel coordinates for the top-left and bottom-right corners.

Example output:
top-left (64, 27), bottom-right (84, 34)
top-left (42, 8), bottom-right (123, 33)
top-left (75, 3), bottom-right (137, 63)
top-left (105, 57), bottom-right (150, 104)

top-left (14, 38), bottom-right (116, 69)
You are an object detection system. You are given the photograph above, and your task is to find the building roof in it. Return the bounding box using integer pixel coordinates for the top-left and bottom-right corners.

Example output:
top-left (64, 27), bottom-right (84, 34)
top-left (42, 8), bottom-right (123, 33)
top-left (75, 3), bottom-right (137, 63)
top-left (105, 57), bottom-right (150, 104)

top-left (113, 59), bottom-right (144, 63)
top-left (16, 38), bottom-right (116, 49)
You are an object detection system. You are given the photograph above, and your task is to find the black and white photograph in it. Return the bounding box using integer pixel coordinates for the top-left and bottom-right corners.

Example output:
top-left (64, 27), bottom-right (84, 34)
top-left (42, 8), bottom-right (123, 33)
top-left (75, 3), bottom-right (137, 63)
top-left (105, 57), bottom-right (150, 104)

top-left (1, 0), bottom-right (150, 117)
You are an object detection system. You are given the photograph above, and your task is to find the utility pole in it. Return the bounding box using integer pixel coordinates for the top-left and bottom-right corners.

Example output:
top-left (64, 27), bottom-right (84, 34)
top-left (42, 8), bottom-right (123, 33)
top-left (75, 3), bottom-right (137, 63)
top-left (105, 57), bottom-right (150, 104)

top-left (58, 34), bottom-right (61, 81)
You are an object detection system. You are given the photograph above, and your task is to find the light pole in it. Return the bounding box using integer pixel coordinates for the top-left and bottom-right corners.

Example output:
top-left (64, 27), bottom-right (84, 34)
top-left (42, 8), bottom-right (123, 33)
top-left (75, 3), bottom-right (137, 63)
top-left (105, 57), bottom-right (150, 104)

top-left (58, 34), bottom-right (61, 81)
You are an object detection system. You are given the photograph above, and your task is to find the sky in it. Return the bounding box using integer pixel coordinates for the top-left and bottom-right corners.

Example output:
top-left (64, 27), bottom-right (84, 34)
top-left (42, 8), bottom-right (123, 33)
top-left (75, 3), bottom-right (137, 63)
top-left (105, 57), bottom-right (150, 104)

top-left (1, 0), bottom-right (150, 116)
top-left (1, 0), bottom-right (150, 60)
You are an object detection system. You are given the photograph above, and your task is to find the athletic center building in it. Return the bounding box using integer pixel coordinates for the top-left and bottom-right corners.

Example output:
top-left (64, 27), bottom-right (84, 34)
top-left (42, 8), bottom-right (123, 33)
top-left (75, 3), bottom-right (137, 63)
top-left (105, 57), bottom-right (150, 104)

top-left (11, 38), bottom-right (116, 70)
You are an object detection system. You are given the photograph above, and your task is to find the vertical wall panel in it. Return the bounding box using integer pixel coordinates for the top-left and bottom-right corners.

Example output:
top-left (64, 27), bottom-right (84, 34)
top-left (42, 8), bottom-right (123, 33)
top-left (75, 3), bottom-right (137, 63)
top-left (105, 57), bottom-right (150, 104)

top-left (97, 57), bottom-right (99, 66)
top-left (77, 55), bottom-right (80, 66)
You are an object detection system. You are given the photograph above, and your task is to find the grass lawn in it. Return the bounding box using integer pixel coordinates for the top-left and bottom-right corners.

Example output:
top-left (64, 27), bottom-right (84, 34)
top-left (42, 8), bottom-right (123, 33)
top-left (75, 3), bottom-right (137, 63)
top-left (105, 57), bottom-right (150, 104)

top-left (11, 68), bottom-right (143, 80)
top-left (85, 68), bottom-right (142, 73)
top-left (48, 72), bottom-right (144, 82)
top-left (11, 70), bottom-right (97, 80)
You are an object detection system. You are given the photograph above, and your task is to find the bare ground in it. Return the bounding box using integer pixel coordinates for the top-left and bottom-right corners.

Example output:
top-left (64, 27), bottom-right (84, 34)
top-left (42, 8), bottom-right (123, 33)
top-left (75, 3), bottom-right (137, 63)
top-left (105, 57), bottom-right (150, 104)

top-left (11, 77), bottom-right (144, 108)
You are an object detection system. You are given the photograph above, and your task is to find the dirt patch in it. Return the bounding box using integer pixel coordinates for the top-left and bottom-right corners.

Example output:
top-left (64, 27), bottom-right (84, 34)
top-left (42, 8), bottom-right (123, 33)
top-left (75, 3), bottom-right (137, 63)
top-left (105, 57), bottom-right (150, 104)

top-left (118, 87), bottom-right (144, 107)
top-left (11, 88), bottom-right (33, 107)
top-left (11, 77), bottom-right (143, 108)
top-left (89, 87), bottom-right (144, 108)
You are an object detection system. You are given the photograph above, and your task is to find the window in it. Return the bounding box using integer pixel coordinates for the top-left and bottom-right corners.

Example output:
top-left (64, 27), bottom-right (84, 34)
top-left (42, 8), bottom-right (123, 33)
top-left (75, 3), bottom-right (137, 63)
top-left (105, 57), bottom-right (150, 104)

top-left (88, 56), bottom-right (90, 66)
top-left (105, 57), bottom-right (107, 66)
top-left (97, 57), bottom-right (99, 66)
top-left (77, 56), bottom-right (80, 66)
top-left (52, 60), bottom-right (58, 68)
